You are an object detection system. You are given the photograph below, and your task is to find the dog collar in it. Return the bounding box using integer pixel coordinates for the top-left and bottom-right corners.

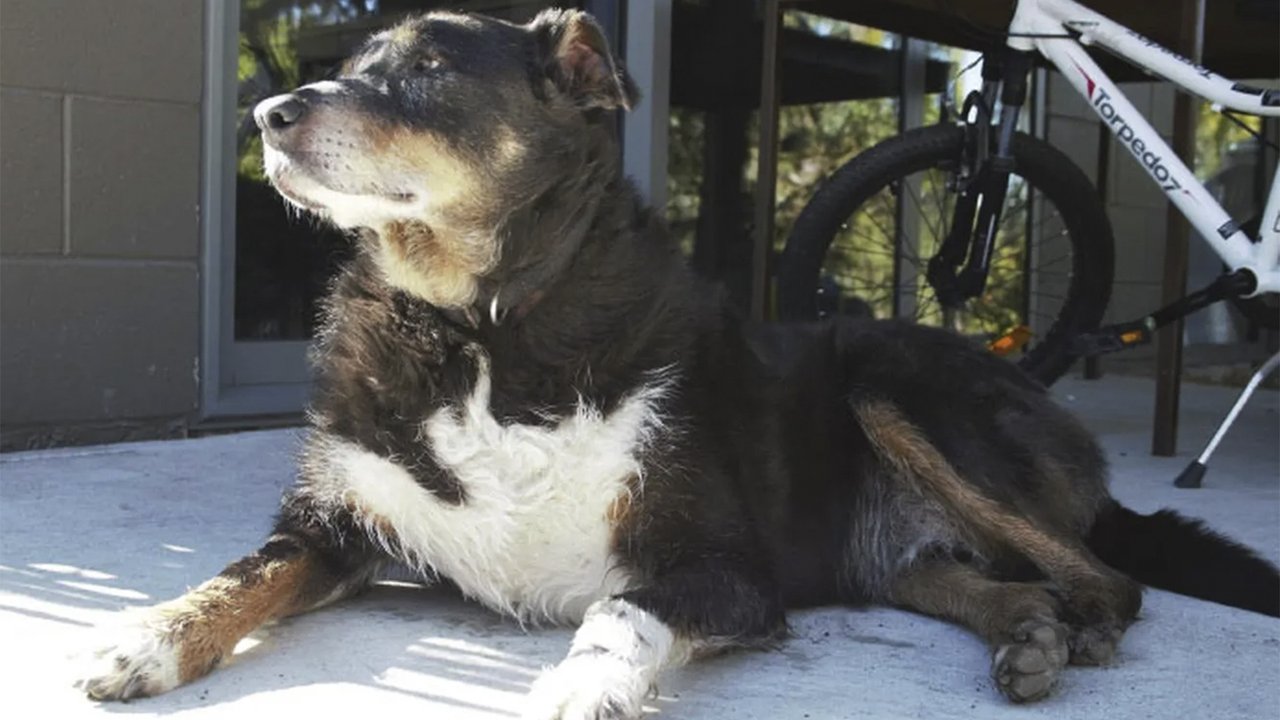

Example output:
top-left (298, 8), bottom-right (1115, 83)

top-left (488, 288), bottom-right (547, 326)
top-left (438, 288), bottom-right (547, 331)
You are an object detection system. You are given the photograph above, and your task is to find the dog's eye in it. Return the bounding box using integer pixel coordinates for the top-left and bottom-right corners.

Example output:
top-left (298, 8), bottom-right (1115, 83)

top-left (413, 55), bottom-right (443, 73)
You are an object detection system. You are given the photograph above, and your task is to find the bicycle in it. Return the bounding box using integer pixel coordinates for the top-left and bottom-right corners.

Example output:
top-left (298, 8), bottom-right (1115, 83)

top-left (775, 0), bottom-right (1280, 386)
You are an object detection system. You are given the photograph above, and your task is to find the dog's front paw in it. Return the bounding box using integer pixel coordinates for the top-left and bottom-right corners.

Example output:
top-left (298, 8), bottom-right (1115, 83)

top-left (76, 620), bottom-right (182, 701)
top-left (992, 618), bottom-right (1069, 703)
top-left (522, 653), bottom-right (651, 720)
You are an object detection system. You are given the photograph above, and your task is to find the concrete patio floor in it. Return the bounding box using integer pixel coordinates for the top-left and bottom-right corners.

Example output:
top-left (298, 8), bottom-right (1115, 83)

top-left (1, 374), bottom-right (1277, 719)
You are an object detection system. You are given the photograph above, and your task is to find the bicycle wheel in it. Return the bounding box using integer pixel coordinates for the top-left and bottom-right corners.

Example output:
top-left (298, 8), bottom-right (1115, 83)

top-left (777, 124), bottom-right (1115, 386)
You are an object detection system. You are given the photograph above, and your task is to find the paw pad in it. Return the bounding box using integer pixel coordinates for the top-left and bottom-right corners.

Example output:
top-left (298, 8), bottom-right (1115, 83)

top-left (992, 619), bottom-right (1069, 703)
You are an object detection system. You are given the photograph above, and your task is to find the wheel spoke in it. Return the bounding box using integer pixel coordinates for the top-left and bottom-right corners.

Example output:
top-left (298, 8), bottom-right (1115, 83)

top-left (795, 129), bottom-right (1105, 385)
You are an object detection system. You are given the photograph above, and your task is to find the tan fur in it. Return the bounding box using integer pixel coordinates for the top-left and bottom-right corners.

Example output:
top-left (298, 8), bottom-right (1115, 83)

top-left (375, 220), bottom-right (496, 307)
top-left (364, 125), bottom-right (483, 214)
top-left (852, 400), bottom-right (1140, 623)
top-left (154, 541), bottom-right (320, 684)
top-left (357, 126), bottom-right (504, 308)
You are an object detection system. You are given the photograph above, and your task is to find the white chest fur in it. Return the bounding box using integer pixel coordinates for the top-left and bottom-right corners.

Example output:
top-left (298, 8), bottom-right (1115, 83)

top-left (306, 361), bottom-right (672, 624)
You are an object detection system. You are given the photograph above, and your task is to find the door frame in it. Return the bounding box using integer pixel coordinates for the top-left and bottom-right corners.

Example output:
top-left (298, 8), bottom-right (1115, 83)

top-left (200, 0), bottom-right (310, 420)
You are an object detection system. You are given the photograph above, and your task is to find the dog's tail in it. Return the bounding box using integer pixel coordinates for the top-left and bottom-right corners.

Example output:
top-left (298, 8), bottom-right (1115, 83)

top-left (1087, 501), bottom-right (1279, 617)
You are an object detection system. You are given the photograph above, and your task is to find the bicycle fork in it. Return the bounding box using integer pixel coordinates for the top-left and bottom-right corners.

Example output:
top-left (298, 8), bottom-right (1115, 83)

top-left (930, 50), bottom-right (1035, 309)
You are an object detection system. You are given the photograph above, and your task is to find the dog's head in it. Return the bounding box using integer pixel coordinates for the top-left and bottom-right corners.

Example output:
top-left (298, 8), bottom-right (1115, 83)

top-left (253, 9), bottom-right (636, 307)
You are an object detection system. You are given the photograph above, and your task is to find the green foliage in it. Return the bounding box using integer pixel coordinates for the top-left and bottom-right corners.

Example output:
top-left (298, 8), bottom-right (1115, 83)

top-left (663, 14), bottom-right (1059, 342)
top-left (667, 109), bottom-right (704, 257)
top-left (760, 98), bottom-right (900, 254)
top-left (666, 12), bottom-right (908, 260)
top-left (236, 1), bottom-right (376, 181)
top-left (1195, 102), bottom-right (1261, 181)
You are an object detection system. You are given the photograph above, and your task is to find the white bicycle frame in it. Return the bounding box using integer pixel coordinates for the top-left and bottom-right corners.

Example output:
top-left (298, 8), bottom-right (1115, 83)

top-left (1007, 0), bottom-right (1280, 296)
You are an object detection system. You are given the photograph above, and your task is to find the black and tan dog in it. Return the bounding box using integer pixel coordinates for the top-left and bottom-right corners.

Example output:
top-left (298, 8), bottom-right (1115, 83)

top-left (80, 9), bottom-right (1278, 716)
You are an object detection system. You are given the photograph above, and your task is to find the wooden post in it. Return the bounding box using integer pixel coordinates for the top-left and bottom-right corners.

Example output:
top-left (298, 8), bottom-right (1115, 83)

top-left (1151, 0), bottom-right (1205, 456)
top-left (751, 0), bottom-right (782, 322)
top-left (694, 110), bottom-right (750, 310)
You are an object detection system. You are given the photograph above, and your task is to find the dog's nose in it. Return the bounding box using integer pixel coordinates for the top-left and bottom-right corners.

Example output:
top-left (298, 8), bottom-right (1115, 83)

top-left (254, 94), bottom-right (306, 139)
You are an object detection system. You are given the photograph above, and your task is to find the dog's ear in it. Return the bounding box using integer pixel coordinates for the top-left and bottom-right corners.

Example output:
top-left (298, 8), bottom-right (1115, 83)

top-left (530, 9), bottom-right (639, 112)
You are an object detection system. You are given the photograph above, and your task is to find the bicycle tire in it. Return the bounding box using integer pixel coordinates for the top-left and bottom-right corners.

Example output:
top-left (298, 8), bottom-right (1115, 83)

top-left (777, 124), bottom-right (1115, 386)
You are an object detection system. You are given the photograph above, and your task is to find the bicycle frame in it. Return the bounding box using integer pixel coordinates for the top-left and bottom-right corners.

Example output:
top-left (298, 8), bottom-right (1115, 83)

top-left (1007, 0), bottom-right (1280, 297)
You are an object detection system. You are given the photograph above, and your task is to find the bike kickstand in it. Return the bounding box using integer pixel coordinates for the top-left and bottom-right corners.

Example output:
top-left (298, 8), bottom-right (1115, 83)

top-left (1174, 350), bottom-right (1280, 488)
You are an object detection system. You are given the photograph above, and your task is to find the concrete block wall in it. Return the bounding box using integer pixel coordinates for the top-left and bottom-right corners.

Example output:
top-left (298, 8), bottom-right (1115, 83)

top-left (0, 0), bottom-right (205, 449)
top-left (1044, 71), bottom-right (1177, 359)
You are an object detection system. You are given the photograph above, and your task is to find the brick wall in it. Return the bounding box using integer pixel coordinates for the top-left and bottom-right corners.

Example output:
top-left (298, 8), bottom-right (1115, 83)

top-left (0, 0), bottom-right (205, 449)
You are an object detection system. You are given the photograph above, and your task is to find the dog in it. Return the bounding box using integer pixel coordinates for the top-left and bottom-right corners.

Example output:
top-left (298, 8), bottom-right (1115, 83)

top-left (79, 8), bottom-right (1279, 715)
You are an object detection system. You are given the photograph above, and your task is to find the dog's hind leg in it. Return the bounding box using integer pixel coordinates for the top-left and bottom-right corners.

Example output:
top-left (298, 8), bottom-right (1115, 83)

top-left (852, 399), bottom-right (1141, 665)
top-left (79, 531), bottom-right (375, 701)
top-left (889, 558), bottom-right (1070, 702)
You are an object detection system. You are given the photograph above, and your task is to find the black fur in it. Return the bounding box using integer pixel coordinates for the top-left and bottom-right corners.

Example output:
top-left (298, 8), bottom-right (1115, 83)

top-left (246, 6), bottom-right (1277, 705)
top-left (1089, 503), bottom-right (1280, 617)
top-left (81, 12), bottom-right (1276, 709)
top-left (263, 6), bottom-right (1279, 638)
